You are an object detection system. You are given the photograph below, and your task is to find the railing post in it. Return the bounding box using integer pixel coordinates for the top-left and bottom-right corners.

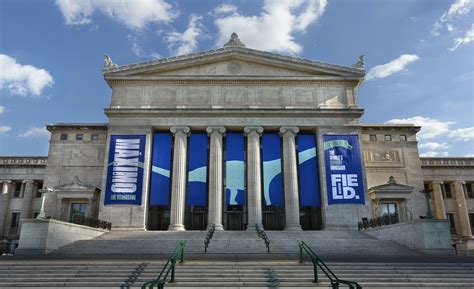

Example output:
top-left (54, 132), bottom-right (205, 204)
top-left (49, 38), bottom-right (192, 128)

top-left (170, 259), bottom-right (176, 283)
top-left (180, 246), bottom-right (184, 263)
top-left (313, 261), bottom-right (318, 283)
top-left (299, 244), bottom-right (303, 263)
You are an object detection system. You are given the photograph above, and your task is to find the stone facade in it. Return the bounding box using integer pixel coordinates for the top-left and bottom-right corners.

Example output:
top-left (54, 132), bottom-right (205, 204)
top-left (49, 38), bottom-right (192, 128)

top-left (1, 34), bottom-right (473, 254)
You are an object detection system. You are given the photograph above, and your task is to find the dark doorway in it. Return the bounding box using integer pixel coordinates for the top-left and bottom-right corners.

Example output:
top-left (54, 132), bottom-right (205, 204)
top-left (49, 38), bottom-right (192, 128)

top-left (148, 205), bottom-right (170, 230)
top-left (185, 205), bottom-right (208, 230)
top-left (300, 206), bottom-right (322, 230)
top-left (262, 205), bottom-right (285, 230)
top-left (224, 205), bottom-right (246, 230)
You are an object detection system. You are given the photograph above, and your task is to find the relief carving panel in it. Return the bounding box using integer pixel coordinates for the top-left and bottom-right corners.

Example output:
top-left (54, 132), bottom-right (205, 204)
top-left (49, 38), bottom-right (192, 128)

top-left (255, 87), bottom-right (284, 107)
top-left (149, 87), bottom-right (177, 107)
top-left (364, 149), bottom-right (404, 168)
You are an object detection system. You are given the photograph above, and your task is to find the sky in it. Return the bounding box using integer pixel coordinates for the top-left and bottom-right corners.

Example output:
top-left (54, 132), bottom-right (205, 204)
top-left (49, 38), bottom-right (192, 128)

top-left (0, 0), bottom-right (473, 157)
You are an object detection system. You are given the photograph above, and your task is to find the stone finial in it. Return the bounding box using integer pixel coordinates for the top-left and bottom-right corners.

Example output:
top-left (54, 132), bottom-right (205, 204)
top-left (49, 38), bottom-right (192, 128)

top-left (72, 175), bottom-right (82, 186)
top-left (352, 54), bottom-right (365, 69)
top-left (388, 176), bottom-right (397, 184)
top-left (103, 54), bottom-right (118, 69)
top-left (224, 32), bottom-right (246, 48)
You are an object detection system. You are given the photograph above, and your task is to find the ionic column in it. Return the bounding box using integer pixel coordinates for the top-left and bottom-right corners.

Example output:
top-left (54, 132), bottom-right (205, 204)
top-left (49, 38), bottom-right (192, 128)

top-left (206, 126), bottom-right (226, 230)
top-left (431, 181), bottom-right (446, 220)
top-left (280, 126), bottom-right (302, 231)
top-left (244, 126), bottom-right (263, 229)
top-left (0, 181), bottom-right (12, 235)
top-left (20, 180), bottom-right (35, 220)
top-left (168, 126), bottom-right (190, 231)
top-left (453, 181), bottom-right (472, 237)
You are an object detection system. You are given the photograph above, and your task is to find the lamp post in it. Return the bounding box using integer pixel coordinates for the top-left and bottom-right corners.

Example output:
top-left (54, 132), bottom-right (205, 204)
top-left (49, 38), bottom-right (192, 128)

top-left (420, 188), bottom-right (434, 219)
top-left (36, 188), bottom-right (53, 220)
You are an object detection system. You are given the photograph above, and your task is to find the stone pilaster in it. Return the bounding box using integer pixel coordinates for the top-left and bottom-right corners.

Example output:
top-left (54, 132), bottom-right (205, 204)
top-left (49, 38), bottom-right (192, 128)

top-left (206, 126), bottom-right (226, 230)
top-left (20, 180), bottom-right (36, 220)
top-left (0, 181), bottom-right (12, 236)
top-left (431, 181), bottom-right (446, 220)
top-left (453, 181), bottom-right (472, 238)
top-left (280, 126), bottom-right (302, 231)
top-left (244, 126), bottom-right (263, 229)
top-left (168, 126), bottom-right (190, 231)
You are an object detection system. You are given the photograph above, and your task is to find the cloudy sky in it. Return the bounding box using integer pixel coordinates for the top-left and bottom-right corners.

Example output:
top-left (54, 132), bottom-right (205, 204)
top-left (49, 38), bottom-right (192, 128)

top-left (0, 0), bottom-right (473, 157)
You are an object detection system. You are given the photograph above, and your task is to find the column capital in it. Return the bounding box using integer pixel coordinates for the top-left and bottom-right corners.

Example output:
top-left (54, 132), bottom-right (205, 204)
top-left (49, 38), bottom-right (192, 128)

top-left (453, 180), bottom-right (466, 185)
top-left (170, 126), bottom-right (190, 135)
top-left (279, 126), bottom-right (299, 135)
top-left (206, 126), bottom-right (226, 135)
top-left (23, 180), bottom-right (36, 184)
top-left (432, 180), bottom-right (444, 185)
top-left (1, 180), bottom-right (12, 184)
top-left (244, 126), bottom-right (263, 136)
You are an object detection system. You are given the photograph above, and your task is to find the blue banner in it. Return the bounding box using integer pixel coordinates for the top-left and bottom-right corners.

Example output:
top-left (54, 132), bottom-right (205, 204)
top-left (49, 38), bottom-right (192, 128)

top-left (187, 133), bottom-right (208, 206)
top-left (262, 133), bottom-right (283, 206)
top-left (150, 133), bottom-right (172, 206)
top-left (105, 135), bottom-right (146, 205)
top-left (323, 135), bottom-right (365, 205)
top-left (225, 133), bottom-right (245, 205)
top-left (297, 134), bottom-right (321, 207)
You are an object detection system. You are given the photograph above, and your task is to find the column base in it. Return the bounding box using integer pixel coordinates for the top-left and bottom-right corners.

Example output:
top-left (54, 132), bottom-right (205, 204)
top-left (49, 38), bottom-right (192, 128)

top-left (168, 224), bottom-right (186, 231)
top-left (209, 224), bottom-right (224, 231)
top-left (285, 224), bottom-right (302, 231)
top-left (246, 224), bottom-right (262, 230)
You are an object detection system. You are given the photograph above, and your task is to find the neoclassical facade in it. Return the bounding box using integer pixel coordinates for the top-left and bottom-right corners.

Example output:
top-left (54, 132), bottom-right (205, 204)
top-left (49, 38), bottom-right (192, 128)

top-left (1, 34), bottom-right (473, 251)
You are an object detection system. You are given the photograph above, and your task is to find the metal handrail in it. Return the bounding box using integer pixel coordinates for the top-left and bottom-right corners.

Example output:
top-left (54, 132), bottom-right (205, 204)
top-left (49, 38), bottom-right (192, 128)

top-left (71, 212), bottom-right (112, 230)
top-left (204, 224), bottom-right (215, 253)
top-left (255, 224), bottom-right (270, 253)
top-left (141, 240), bottom-right (186, 289)
top-left (299, 241), bottom-right (361, 289)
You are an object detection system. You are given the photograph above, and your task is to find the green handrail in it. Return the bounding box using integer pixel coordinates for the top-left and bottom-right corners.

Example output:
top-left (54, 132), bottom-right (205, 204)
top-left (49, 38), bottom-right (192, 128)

top-left (141, 240), bottom-right (186, 289)
top-left (299, 241), bottom-right (361, 289)
top-left (204, 224), bottom-right (215, 253)
top-left (255, 224), bottom-right (270, 253)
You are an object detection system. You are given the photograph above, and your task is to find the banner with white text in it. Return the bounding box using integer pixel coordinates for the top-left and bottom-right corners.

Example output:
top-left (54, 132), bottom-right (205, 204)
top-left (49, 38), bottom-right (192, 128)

top-left (105, 135), bottom-right (146, 205)
top-left (323, 135), bottom-right (365, 205)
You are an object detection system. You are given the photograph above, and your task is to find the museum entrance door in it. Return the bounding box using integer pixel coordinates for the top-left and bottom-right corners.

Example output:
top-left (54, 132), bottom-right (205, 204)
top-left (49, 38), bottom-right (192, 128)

top-left (185, 205), bottom-right (208, 230)
top-left (148, 205), bottom-right (170, 230)
top-left (224, 205), bottom-right (246, 230)
top-left (262, 205), bottom-right (285, 230)
top-left (300, 206), bottom-right (322, 230)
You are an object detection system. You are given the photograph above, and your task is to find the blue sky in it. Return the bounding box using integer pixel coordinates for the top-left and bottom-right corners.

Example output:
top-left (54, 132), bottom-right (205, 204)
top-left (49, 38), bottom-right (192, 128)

top-left (0, 0), bottom-right (473, 157)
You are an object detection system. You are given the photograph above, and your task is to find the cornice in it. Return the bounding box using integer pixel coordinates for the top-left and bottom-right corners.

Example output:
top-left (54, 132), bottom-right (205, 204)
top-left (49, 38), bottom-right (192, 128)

top-left (107, 78), bottom-right (360, 86)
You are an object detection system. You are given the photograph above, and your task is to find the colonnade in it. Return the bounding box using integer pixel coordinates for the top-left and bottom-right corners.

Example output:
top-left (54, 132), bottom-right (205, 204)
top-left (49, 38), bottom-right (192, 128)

top-left (166, 126), bottom-right (304, 231)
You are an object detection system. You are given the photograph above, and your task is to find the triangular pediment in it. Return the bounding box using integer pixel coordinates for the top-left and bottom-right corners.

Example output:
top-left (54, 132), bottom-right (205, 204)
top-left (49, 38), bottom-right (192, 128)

top-left (103, 47), bottom-right (365, 79)
top-left (368, 176), bottom-right (414, 194)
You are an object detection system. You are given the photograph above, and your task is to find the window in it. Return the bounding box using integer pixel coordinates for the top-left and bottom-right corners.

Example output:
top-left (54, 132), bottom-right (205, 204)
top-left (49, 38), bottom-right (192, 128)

top-left (384, 135), bottom-right (392, 141)
top-left (60, 133), bottom-right (68, 140)
top-left (75, 134), bottom-right (83, 141)
top-left (381, 203), bottom-right (398, 216)
top-left (12, 181), bottom-right (22, 198)
top-left (443, 183), bottom-right (452, 199)
top-left (35, 181), bottom-right (43, 198)
top-left (9, 212), bottom-right (21, 234)
top-left (91, 134), bottom-right (99, 141)
top-left (465, 183), bottom-right (474, 199)
top-left (447, 213), bottom-right (456, 234)
top-left (469, 213), bottom-right (474, 234)
top-left (369, 135), bottom-right (377, 141)
top-left (70, 203), bottom-right (88, 221)
top-left (400, 135), bottom-right (407, 141)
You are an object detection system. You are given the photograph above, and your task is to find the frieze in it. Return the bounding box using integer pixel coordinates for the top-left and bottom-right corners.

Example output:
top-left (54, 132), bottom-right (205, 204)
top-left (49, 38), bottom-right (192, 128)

top-left (0, 157), bottom-right (47, 166)
top-left (421, 158), bottom-right (474, 167)
top-left (364, 149), bottom-right (404, 168)
top-left (109, 80), bottom-right (358, 86)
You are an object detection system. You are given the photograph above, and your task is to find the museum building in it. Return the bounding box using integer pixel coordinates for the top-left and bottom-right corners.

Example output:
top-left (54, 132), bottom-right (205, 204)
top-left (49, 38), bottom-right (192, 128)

top-left (1, 34), bottom-right (473, 252)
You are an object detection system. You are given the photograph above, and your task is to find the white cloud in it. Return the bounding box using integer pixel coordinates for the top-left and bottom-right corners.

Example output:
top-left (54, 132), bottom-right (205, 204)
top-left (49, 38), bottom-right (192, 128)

top-left (0, 54), bottom-right (54, 97)
top-left (385, 116), bottom-right (455, 139)
top-left (55, 0), bottom-right (176, 29)
top-left (164, 15), bottom-right (203, 56)
top-left (449, 24), bottom-right (474, 51)
top-left (420, 151), bottom-right (449, 157)
top-left (465, 153), bottom-right (474, 157)
top-left (0, 106), bottom-right (4, 114)
top-left (18, 127), bottom-right (50, 138)
top-left (366, 54), bottom-right (419, 81)
top-left (211, 4), bottom-right (237, 15)
top-left (448, 127), bottom-right (474, 141)
top-left (214, 0), bottom-right (327, 54)
top-left (432, 0), bottom-right (473, 36)
top-left (418, 142), bottom-right (452, 150)
top-left (127, 34), bottom-right (161, 58)
top-left (0, 125), bottom-right (11, 134)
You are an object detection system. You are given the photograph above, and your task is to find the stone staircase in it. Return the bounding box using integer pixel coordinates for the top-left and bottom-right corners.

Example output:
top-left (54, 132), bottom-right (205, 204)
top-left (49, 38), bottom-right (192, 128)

top-left (50, 230), bottom-right (419, 256)
top-left (0, 260), bottom-right (474, 288)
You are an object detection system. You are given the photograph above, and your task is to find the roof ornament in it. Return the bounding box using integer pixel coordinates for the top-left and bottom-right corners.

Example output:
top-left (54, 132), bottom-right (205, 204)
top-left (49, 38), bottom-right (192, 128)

top-left (224, 32), bottom-right (246, 48)
top-left (388, 176), bottom-right (397, 184)
top-left (103, 54), bottom-right (118, 69)
top-left (352, 54), bottom-right (365, 69)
